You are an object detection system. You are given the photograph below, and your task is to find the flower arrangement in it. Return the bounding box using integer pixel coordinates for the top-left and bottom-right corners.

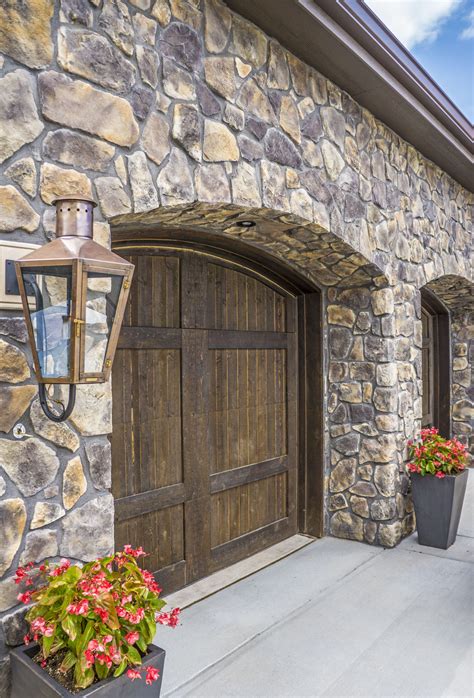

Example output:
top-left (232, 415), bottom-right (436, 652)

top-left (407, 427), bottom-right (468, 478)
top-left (15, 546), bottom-right (179, 691)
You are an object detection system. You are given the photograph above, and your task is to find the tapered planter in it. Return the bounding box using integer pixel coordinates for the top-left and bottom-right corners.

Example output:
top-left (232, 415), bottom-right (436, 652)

top-left (10, 643), bottom-right (165, 698)
top-left (411, 469), bottom-right (469, 549)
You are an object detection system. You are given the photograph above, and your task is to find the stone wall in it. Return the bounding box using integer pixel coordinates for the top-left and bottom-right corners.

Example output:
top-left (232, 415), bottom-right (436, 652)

top-left (0, 0), bottom-right (472, 693)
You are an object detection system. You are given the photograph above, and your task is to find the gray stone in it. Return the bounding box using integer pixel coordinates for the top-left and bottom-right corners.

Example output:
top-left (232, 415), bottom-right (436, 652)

top-left (349, 481), bottom-right (377, 497)
top-left (0, 386), bottom-right (36, 434)
top-left (60, 495), bottom-right (114, 560)
top-left (344, 194), bottom-right (365, 222)
top-left (63, 455), bottom-right (87, 510)
top-left (238, 135), bottom-right (264, 162)
top-left (0, 439), bottom-right (59, 497)
top-left (142, 111), bottom-right (171, 165)
top-left (157, 147), bottom-right (195, 205)
top-left (246, 116), bottom-right (268, 140)
top-left (204, 56), bottom-right (238, 101)
top-left (329, 327), bottom-right (353, 359)
top-left (379, 521), bottom-right (402, 547)
top-left (0, 499), bottom-right (27, 577)
top-left (300, 169), bottom-right (332, 205)
top-left (68, 382), bottom-right (113, 436)
top-left (0, 319), bottom-right (27, 344)
top-left (85, 439), bottom-right (112, 490)
top-left (196, 163), bottom-right (231, 203)
top-left (264, 129), bottom-right (302, 168)
top-left (260, 160), bottom-right (289, 210)
top-left (322, 140), bottom-right (345, 180)
top-left (364, 336), bottom-right (394, 362)
top-left (374, 465), bottom-right (399, 497)
top-left (0, 185), bottom-right (40, 234)
top-left (231, 162), bottom-right (261, 207)
top-left (39, 71), bottom-right (139, 147)
top-left (95, 176), bottom-right (132, 218)
top-left (133, 13), bottom-right (157, 45)
top-left (127, 151), bottom-right (159, 213)
top-left (370, 498), bottom-right (397, 521)
top-left (57, 26), bottom-right (136, 92)
top-left (0, 575), bottom-right (20, 613)
top-left (137, 45), bottom-right (159, 88)
top-left (161, 21), bottom-right (201, 70)
top-left (173, 104), bottom-right (201, 160)
top-left (130, 85), bottom-right (155, 120)
top-left (224, 103), bottom-right (245, 131)
top-left (360, 435), bottom-right (397, 464)
top-left (163, 57), bottom-right (196, 99)
top-left (237, 80), bottom-right (276, 125)
top-left (351, 495), bottom-right (369, 518)
top-left (5, 157), bottom-right (37, 198)
top-left (29, 398), bottom-right (79, 451)
top-left (329, 493), bottom-right (348, 511)
top-left (333, 433), bottom-right (360, 456)
top-left (60, 0), bottom-right (93, 27)
top-left (196, 80), bottom-right (220, 116)
top-left (267, 40), bottom-right (289, 90)
top-left (301, 110), bottom-right (323, 143)
top-left (20, 529), bottom-right (58, 565)
top-left (331, 510), bottom-right (363, 542)
top-left (43, 129), bottom-right (115, 173)
top-left (2, 607), bottom-right (29, 647)
top-left (373, 387), bottom-right (398, 413)
top-left (231, 14), bottom-right (267, 69)
top-left (0, 476), bottom-right (5, 496)
top-left (99, 0), bottom-right (134, 55)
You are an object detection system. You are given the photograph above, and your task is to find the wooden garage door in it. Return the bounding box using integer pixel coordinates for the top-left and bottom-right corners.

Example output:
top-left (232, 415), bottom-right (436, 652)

top-left (111, 248), bottom-right (298, 592)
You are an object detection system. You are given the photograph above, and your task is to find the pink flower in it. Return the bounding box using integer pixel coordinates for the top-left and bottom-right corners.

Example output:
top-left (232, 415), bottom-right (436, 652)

top-left (145, 666), bottom-right (160, 685)
top-left (96, 653), bottom-right (112, 669)
top-left (84, 649), bottom-right (95, 668)
top-left (43, 625), bottom-right (54, 637)
top-left (50, 559), bottom-right (70, 577)
top-left (17, 591), bottom-right (32, 604)
top-left (127, 669), bottom-right (142, 681)
top-left (125, 631), bottom-right (140, 645)
top-left (435, 471), bottom-right (446, 479)
top-left (23, 634), bottom-right (31, 645)
top-left (94, 607), bottom-right (109, 622)
top-left (67, 599), bottom-right (89, 615)
top-left (40, 659), bottom-right (47, 668)
top-left (30, 617), bottom-right (47, 634)
top-left (123, 545), bottom-right (147, 558)
top-left (155, 607), bottom-right (180, 627)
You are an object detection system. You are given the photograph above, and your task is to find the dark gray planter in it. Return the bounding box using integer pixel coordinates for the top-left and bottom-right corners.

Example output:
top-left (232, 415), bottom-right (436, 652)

top-left (411, 469), bottom-right (469, 549)
top-left (10, 643), bottom-right (165, 698)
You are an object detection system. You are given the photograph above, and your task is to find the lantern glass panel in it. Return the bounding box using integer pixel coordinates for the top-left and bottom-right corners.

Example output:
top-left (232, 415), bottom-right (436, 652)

top-left (84, 272), bottom-right (123, 374)
top-left (21, 266), bottom-right (73, 380)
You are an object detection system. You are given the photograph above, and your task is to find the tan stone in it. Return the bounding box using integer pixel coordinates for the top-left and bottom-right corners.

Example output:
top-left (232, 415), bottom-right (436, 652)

top-left (0, 499), bottom-right (27, 576)
top-left (235, 57), bottom-right (252, 78)
top-left (0, 476), bottom-right (5, 497)
top-left (204, 0), bottom-right (231, 53)
top-left (0, 438), bottom-right (60, 496)
top-left (321, 139), bottom-right (345, 181)
top-left (170, 0), bottom-right (201, 30)
top-left (327, 305), bottom-right (356, 328)
top-left (260, 160), bottom-right (289, 211)
top-left (0, 0), bottom-right (53, 69)
top-left (237, 79), bottom-right (276, 124)
top-left (203, 120), bottom-right (239, 162)
top-left (0, 576), bottom-right (20, 613)
top-left (204, 56), bottom-right (238, 101)
top-left (5, 157), bottom-right (37, 198)
top-left (0, 186), bottom-right (40, 234)
top-left (374, 464), bottom-right (399, 497)
top-left (115, 155), bottom-right (128, 185)
top-left (39, 71), bottom-right (139, 147)
top-left (29, 399), bottom-right (79, 452)
top-left (40, 163), bottom-right (92, 205)
top-left (152, 0), bottom-right (171, 26)
top-left (60, 495), bottom-right (114, 560)
top-left (287, 52), bottom-right (310, 95)
top-left (302, 139), bottom-right (323, 168)
top-left (279, 95), bottom-right (301, 144)
top-left (141, 111), bottom-right (171, 165)
top-left (379, 521), bottom-right (402, 548)
top-left (376, 364), bottom-right (397, 387)
top-left (231, 162), bottom-right (262, 208)
top-left (68, 382), bottom-right (113, 436)
top-left (351, 495), bottom-right (369, 518)
top-left (231, 14), bottom-right (267, 68)
top-left (267, 40), bottom-right (289, 89)
top-left (133, 13), bottom-right (157, 45)
top-left (0, 386), bottom-right (36, 433)
top-left (339, 383), bottom-right (362, 403)
top-left (163, 57), bottom-right (196, 100)
top-left (157, 147), bottom-right (195, 205)
top-left (290, 189), bottom-right (313, 221)
top-left (136, 45), bottom-right (159, 88)
top-left (30, 502), bottom-right (65, 530)
top-left (173, 104), bottom-right (202, 161)
top-left (330, 459), bottom-right (356, 493)
top-left (0, 340), bottom-right (30, 383)
top-left (63, 456), bottom-right (87, 510)
top-left (195, 164), bottom-right (230, 203)
top-left (371, 288), bottom-right (394, 315)
top-left (95, 176), bottom-right (132, 218)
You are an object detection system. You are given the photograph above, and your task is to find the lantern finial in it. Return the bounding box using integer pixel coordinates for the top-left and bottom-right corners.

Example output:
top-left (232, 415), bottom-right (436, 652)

top-left (53, 197), bottom-right (96, 238)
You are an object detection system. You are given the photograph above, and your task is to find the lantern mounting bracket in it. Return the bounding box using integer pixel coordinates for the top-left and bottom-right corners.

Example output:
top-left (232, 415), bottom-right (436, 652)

top-left (38, 383), bottom-right (76, 423)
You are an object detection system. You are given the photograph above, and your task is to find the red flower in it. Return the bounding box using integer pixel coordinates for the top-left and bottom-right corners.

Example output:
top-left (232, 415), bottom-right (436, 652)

top-left (50, 559), bottom-right (70, 577)
top-left (123, 545), bottom-right (147, 558)
top-left (84, 649), bottom-right (94, 668)
top-left (127, 669), bottom-right (142, 681)
top-left (67, 599), bottom-right (89, 615)
top-left (94, 607), bottom-right (109, 622)
top-left (145, 666), bottom-right (160, 685)
top-left (23, 634), bottom-right (31, 645)
top-left (435, 471), bottom-right (446, 479)
top-left (125, 631), bottom-right (140, 645)
top-left (18, 591), bottom-right (32, 605)
top-left (155, 607), bottom-right (180, 627)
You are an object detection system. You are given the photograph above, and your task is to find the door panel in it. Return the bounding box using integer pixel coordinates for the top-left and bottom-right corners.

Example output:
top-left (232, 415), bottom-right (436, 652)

top-left (112, 248), bottom-right (298, 592)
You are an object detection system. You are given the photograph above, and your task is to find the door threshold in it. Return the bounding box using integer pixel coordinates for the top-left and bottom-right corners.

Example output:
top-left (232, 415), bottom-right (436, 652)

top-left (165, 534), bottom-right (315, 610)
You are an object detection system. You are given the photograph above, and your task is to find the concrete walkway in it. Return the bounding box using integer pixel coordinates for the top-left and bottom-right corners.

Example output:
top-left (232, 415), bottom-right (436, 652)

top-left (156, 476), bottom-right (474, 698)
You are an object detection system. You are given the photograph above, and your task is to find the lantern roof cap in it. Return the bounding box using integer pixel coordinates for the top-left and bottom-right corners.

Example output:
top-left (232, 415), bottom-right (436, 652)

top-left (17, 235), bottom-right (132, 270)
top-left (52, 196), bottom-right (97, 207)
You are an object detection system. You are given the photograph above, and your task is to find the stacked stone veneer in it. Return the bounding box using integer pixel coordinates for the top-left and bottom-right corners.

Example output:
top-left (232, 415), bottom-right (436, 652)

top-left (0, 0), bottom-right (472, 693)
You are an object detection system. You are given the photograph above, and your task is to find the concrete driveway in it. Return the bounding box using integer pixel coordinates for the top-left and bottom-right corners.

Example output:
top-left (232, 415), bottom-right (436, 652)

top-left (156, 475), bottom-right (473, 698)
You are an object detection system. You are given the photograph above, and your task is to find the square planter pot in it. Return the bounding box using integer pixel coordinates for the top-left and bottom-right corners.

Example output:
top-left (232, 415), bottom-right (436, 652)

top-left (411, 469), bottom-right (469, 549)
top-left (10, 643), bottom-right (165, 698)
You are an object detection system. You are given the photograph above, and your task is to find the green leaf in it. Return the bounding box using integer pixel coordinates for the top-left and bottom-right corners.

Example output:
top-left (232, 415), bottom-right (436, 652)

top-left (113, 660), bottom-right (127, 678)
top-left (74, 663), bottom-right (95, 690)
top-left (77, 621), bottom-right (95, 656)
top-left (61, 615), bottom-right (79, 641)
top-left (42, 633), bottom-right (55, 659)
top-left (95, 662), bottom-right (109, 681)
top-left (136, 636), bottom-right (148, 653)
top-left (59, 651), bottom-right (77, 673)
top-left (126, 645), bottom-right (142, 665)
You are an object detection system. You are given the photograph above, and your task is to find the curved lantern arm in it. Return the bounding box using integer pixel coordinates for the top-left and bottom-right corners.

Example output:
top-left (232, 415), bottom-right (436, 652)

top-left (38, 383), bottom-right (76, 423)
